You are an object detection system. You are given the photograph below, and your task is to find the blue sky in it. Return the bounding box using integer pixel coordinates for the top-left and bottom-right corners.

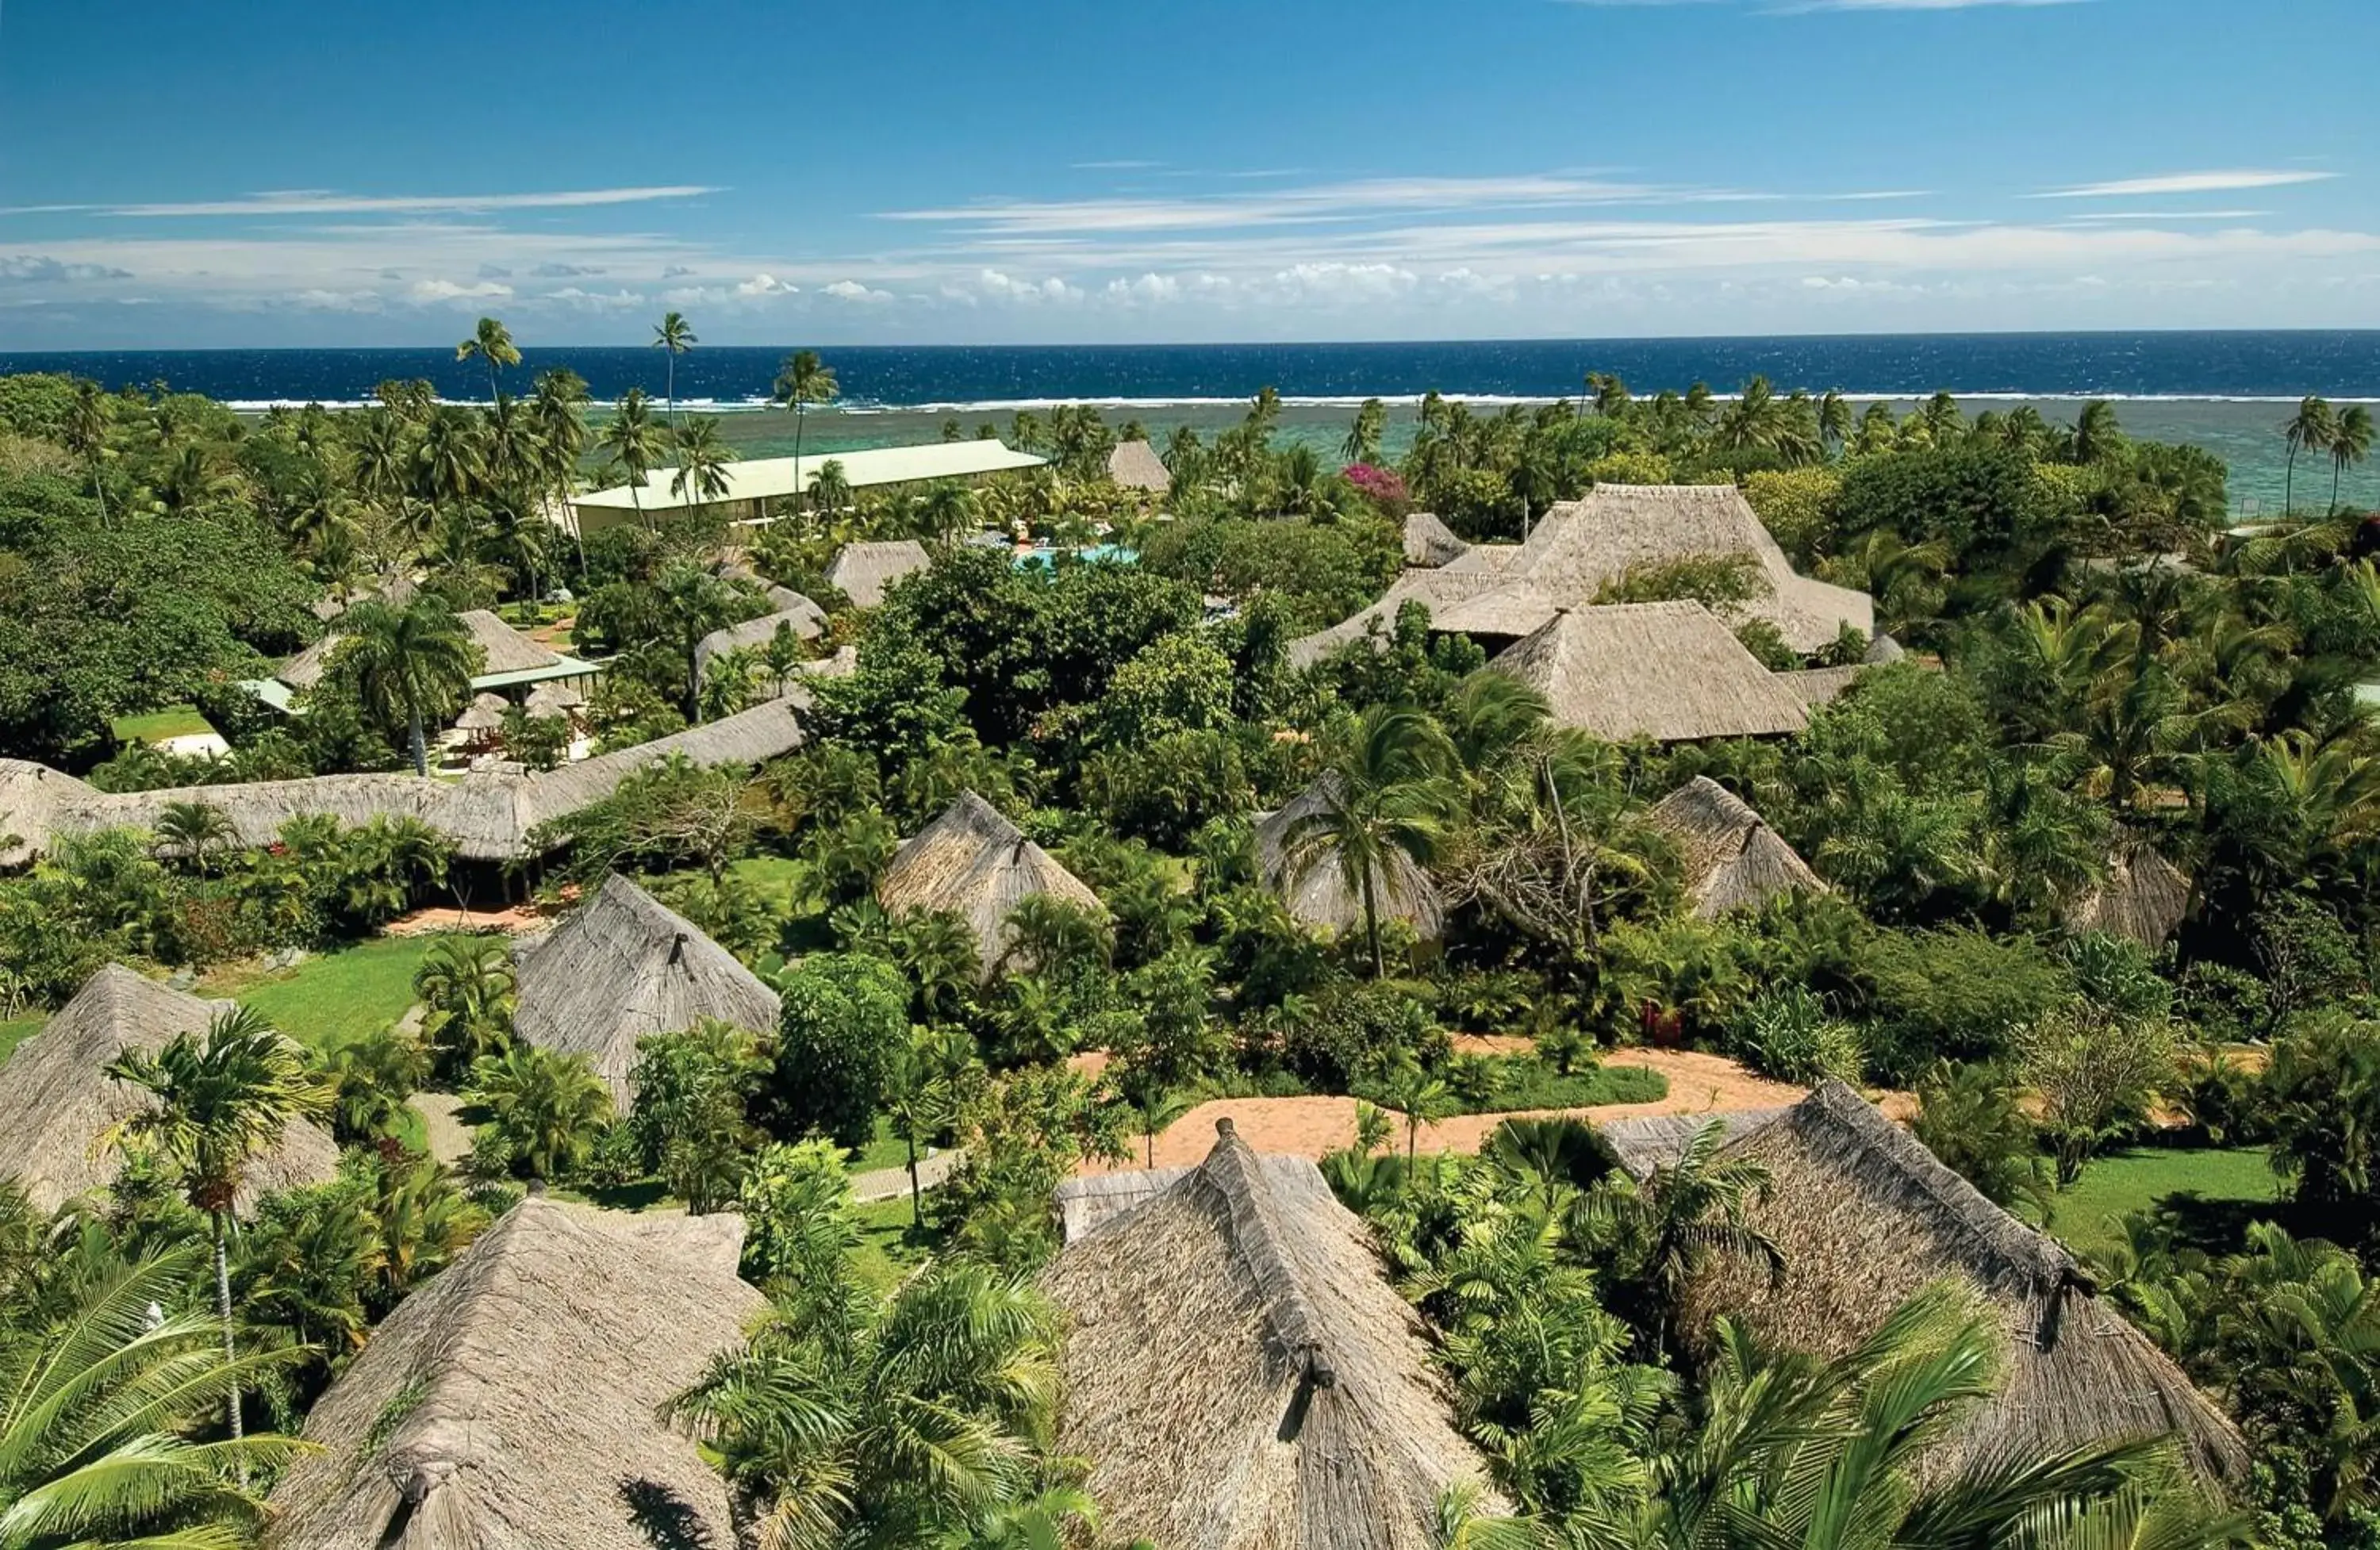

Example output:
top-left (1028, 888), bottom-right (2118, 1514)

top-left (1, 0), bottom-right (2374, 347)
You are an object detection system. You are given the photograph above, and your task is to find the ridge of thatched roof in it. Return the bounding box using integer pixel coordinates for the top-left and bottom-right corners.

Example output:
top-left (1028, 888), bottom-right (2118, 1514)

top-left (1488, 603), bottom-right (1810, 743)
top-left (1284, 569), bottom-right (1514, 669)
top-left (824, 539), bottom-right (931, 608)
top-left (0, 700), bottom-right (804, 868)
top-left (1043, 1122), bottom-right (1506, 1548)
top-left (267, 1197), bottom-right (764, 1550)
top-left (694, 594), bottom-right (827, 683)
top-left (1684, 1080), bottom-right (2247, 1484)
top-left (876, 792), bottom-right (1103, 976)
top-left (524, 679), bottom-right (585, 719)
top-left (0, 965), bottom-right (340, 1216)
top-left (1865, 632), bottom-right (1906, 663)
top-left (1598, 1109), bottom-right (1789, 1180)
top-left (2063, 833), bottom-right (2190, 950)
top-left (1402, 512), bottom-right (1470, 567)
top-left (1646, 776), bottom-right (1825, 916)
top-left (1107, 439), bottom-right (1172, 494)
top-left (1253, 774), bottom-right (1445, 940)
top-left (513, 875), bottom-right (780, 1107)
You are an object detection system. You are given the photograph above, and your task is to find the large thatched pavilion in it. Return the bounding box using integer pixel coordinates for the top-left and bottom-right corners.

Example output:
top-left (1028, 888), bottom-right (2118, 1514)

top-left (1044, 1120), bottom-right (1505, 1548)
top-left (1669, 1081), bottom-right (2247, 1484)
top-left (512, 875), bottom-right (781, 1108)
top-left (825, 539), bottom-right (932, 608)
top-left (1645, 776), bottom-right (1825, 917)
top-left (267, 1197), bottom-right (766, 1550)
top-left (1488, 602), bottom-right (1810, 743)
top-left (876, 791), bottom-right (1104, 976)
top-left (1107, 439), bottom-right (1173, 495)
top-left (1253, 773), bottom-right (1445, 942)
top-left (0, 965), bottom-right (340, 1215)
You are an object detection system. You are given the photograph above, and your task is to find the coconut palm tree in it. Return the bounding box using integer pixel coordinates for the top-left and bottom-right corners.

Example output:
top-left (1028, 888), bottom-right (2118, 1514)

top-left (671, 415), bottom-right (739, 512)
top-left (413, 934), bottom-right (517, 1077)
top-left (103, 1006), bottom-right (329, 1468)
top-left (0, 1242), bottom-right (305, 1547)
top-left (653, 310), bottom-right (697, 428)
top-left (1342, 397), bottom-right (1388, 465)
top-left (599, 388), bottom-right (661, 530)
top-left (2332, 404), bottom-right (2374, 514)
top-left (340, 597), bottom-right (481, 776)
top-left (1590, 1119), bottom-right (1778, 1352)
top-left (772, 351), bottom-right (839, 512)
top-left (808, 458), bottom-right (853, 526)
top-left (1282, 703), bottom-right (1461, 978)
top-left (2285, 396), bottom-right (2338, 515)
top-left (64, 378), bottom-right (112, 524)
top-left (455, 315), bottom-right (520, 403)
top-left (466, 1045), bottom-right (612, 1182)
top-left (653, 561), bottom-right (742, 723)
top-left (153, 799), bottom-right (237, 876)
top-left (1376, 1051), bottom-right (1454, 1166)
top-left (916, 480), bottom-right (978, 544)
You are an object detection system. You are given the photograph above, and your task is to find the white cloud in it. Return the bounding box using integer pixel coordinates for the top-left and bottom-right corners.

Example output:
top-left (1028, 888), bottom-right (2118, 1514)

top-left (822, 278), bottom-right (895, 304)
top-left (292, 288), bottom-right (383, 312)
top-left (539, 286), bottom-right (646, 312)
top-left (735, 272), bottom-right (798, 296)
top-left (2036, 170), bottom-right (2338, 199)
top-left (407, 278), bottom-right (513, 304)
top-left (0, 255), bottom-right (132, 283)
top-left (0, 186), bottom-right (725, 219)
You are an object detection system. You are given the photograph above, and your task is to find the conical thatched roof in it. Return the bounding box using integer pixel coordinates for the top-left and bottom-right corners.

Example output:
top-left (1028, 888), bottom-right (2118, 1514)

top-left (876, 792), bottom-right (1103, 976)
top-left (824, 539), bottom-right (931, 608)
top-left (1489, 603), bottom-right (1810, 743)
top-left (523, 679), bottom-right (585, 719)
top-left (0, 965), bottom-right (340, 1216)
top-left (1681, 1081), bottom-right (2247, 1484)
top-left (2063, 834), bottom-right (2190, 950)
top-left (1776, 664), bottom-right (1864, 708)
top-left (1646, 776), bottom-right (1825, 917)
top-left (1043, 1121), bottom-right (1506, 1548)
top-left (1402, 512), bottom-right (1470, 568)
top-left (452, 693), bottom-right (510, 735)
top-left (512, 875), bottom-right (780, 1108)
top-left (1253, 774), bottom-right (1445, 941)
top-left (1107, 439), bottom-right (1173, 494)
top-left (267, 1197), bottom-right (765, 1550)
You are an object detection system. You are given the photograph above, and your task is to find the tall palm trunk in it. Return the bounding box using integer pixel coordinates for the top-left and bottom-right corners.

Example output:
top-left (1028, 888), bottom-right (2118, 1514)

top-left (2286, 444), bottom-right (2297, 515)
top-left (213, 1210), bottom-right (247, 1482)
top-left (407, 704), bottom-right (428, 777)
top-left (905, 1132), bottom-right (923, 1230)
top-left (1361, 861), bottom-right (1384, 980)
top-left (794, 404), bottom-right (808, 517)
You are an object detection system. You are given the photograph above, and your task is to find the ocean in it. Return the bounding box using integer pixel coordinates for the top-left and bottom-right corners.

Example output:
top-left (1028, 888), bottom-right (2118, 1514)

top-left (6, 332), bottom-right (2378, 512)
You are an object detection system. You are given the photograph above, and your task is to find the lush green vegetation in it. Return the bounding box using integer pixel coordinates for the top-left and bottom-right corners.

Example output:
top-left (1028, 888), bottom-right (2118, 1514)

top-left (201, 934), bottom-right (455, 1053)
top-left (2052, 1145), bottom-right (2281, 1259)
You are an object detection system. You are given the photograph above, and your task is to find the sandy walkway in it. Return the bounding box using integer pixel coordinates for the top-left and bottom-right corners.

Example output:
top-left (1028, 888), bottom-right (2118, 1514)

top-left (384, 903), bottom-right (545, 937)
top-left (1082, 1048), bottom-right (1819, 1175)
top-left (408, 1092), bottom-right (474, 1167)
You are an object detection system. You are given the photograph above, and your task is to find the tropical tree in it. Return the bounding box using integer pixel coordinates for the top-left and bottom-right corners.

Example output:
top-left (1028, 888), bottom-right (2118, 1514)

top-left (413, 934), bottom-right (517, 1077)
top-left (0, 1243), bottom-right (305, 1548)
top-left (654, 561), bottom-right (742, 722)
top-left (466, 1045), bottom-right (613, 1182)
top-left (455, 315), bottom-right (521, 402)
top-left (64, 378), bottom-right (111, 524)
top-left (670, 415), bottom-right (739, 514)
top-left (773, 351), bottom-right (840, 511)
top-left (1281, 703), bottom-right (1461, 978)
top-left (1589, 1120), bottom-right (1779, 1352)
top-left (338, 597), bottom-right (481, 776)
top-left (2332, 404), bottom-right (2374, 514)
top-left (1375, 1052), bottom-right (1454, 1166)
top-left (1342, 397), bottom-right (1388, 465)
top-left (2284, 395), bottom-right (2337, 515)
top-left (809, 459), bottom-right (853, 524)
top-left (599, 387), bottom-right (662, 528)
top-left (153, 800), bottom-right (236, 876)
top-left (103, 1005), bottom-right (330, 1464)
top-left (654, 310), bottom-right (698, 427)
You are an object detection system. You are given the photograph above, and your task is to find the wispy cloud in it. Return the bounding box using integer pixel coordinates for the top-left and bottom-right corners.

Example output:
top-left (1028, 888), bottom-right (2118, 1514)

top-left (2035, 169), bottom-right (2338, 199)
top-left (0, 186), bottom-right (723, 219)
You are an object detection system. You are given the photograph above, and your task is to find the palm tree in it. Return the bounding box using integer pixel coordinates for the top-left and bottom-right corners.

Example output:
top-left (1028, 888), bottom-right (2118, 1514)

top-left (1815, 389), bottom-right (1852, 455)
top-left (153, 799), bottom-right (236, 875)
top-left (808, 458), bottom-right (853, 524)
top-left (916, 480), bottom-right (978, 543)
top-left (671, 415), bottom-right (739, 512)
top-left (340, 597), bottom-right (481, 775)
top-left (64, 378), bottom-right (110, 524)
top-left (103, 1006), bottom-right (330, 1468)
top-left (2332, 404), bottom-right (2374, 514)
top-left (466, 1045), bottom-right (612, 1182)
top-left (2075, 398), bottom-right (2125, 464)
top-left (1342, 397), bottom-right (1388, 465)
top-left (654, 562), bottom-right (741, 722)
top-left (1376, 1052), bottom-right (1454, 1166)
top-left (772, 350), bottom-right (839, 511)
top-left (599, 388), bottom-right (661, 529)
top-left (0, 1243), bottom-right (305, 1546)
top-left (1591, 1119), bottom-right (1778, 1352)
top-left (1281, 703), bottom-right (1461, 977)
top-left (455, 315), bottom-right (520, 403)
top-left (528, 368), bottom-right (592, 576)
top-left (2285, 395), bottom-right (2337, 515)
top-left (413, 934), bottom-right (517, 1077)
top-left (653, 310), bottom-right (697, 428)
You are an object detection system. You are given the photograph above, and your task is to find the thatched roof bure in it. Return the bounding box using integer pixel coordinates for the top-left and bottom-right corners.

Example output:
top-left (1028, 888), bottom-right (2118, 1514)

top-left (1488, 602), bottom-right (1810, 743)
top-left (1253, 774), bottom-right (1445, 941)
top-left (1107, 439), bottom-right (1173, 494)
top-left (876, 792), bottom-right (1104, 976)
top-left (1645, 776), bottom-right (1825, 916)
top-left (1402, 512), bottom-right (1471, 568)
top-left (267, 1198), bottom-right (766, 1550)
top-left (1681, 1081), bottom-right (2247, 1484)
top-left (512, 875), bottom-right (781, 1107)
top-left (0, 965), bottom-right (340, 1215)
top-left (2063, 834), bottom-right (2191, 951)
top-left (1043, 1122), bottom-right (1505, 1549)
top-left (824, 539), bottom-right (931, 608)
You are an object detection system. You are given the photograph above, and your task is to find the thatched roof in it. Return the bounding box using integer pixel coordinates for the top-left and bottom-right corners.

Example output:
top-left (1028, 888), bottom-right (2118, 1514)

top-left (0, 700), bottom-right (804, 867)
top-left (1777, 664), bottom-right (1864, 708)
top-left (1646, 776), bottom-right (1825, 916)
top-left (824, 539), bottom-right (931, 608)
top-left (0, 965), bottom-right (340, 1216)
top-left (2063, 834), bottom-right (2191, 950)
top-left (1253, 774), bottom-right (1445, 941)
top-left (694, 596), bottom-right (827, 684)
top-left (1866, 632), bottom-right (1906, 663)
top-left (267, 1197), bottom-right (765, 1550)
top-left (312, 572), bottom-right (419, 623)
top-left (280, 608), bottom-right (559, 693)
top-left (1488, 603), bottom-right (1810, 743)
top-left (523, 679), bottom-right (585, 719)
top-left (784, 645), bottom-right (859, 711)
top-left (876, 792), bottom-right (1103, 976)
top-left (1107, 439), bottom-right (1173, 494)
top-left (1682, 1081), bottom-right (2247, 1484)
top-left (452, 693), bottom-right (510, 735)
top-left (1402, 512), bottom-right (1470, 568)
top-left (1043, 1121), bottom-right (1505, 1548)
top-left (513, 875), bottom-right (780, 1107)
top-left (1598, 1109), bottom-right (1787, 1180)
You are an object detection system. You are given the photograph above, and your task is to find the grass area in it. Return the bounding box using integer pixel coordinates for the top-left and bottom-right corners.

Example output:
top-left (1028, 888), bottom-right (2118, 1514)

top-left (727, 854), bottom-right (813, 911)
top-left (198, 934), bottom-right (462, 1053)
top-left (851, 1191), bottom-right (946, 1289)
top-left (1356, 1055), bottom-right (1670, 1117)
top-left (109, 704), bottom-right (216, 744)
top-left (847, 1114), bottom-right (917, 1174)
top-left (0, 1013), bottom-right (42, 1070)
top-left (2050, 1145), bottom-right (2283, 1260)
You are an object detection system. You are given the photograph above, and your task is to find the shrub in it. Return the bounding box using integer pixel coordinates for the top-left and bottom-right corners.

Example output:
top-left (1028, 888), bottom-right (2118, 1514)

top-left (770, 953), bottom-right (907, 1149)
top-left (1278, 980), bottom-right (1442, 1092)
top-left (1857, 926), bottom-right (2072, 1084)
top-left (1729, 985), bottom-right (1863, 1084)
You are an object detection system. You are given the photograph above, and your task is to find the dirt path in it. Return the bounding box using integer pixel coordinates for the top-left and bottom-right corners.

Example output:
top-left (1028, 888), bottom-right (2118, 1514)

top-left (384, 903), bottom-right (546, 937)
top-left (409, 1092), bottom-right (474, 1167)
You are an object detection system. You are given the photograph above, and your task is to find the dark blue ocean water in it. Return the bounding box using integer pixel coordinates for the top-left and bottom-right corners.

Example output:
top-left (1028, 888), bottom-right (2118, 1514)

top-left (5, 332), bottom-right (2380, 409)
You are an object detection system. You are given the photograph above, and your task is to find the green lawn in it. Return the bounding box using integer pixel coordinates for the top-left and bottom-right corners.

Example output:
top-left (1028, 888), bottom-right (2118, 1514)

top-left (0, 1013), bottom-right (42, 1070)
top-left (109, 704), bottom-right (217, 744)
top-left (727, 854), bottom-right (812, 907)
top-left (2050, 1145), bottom-right (2284, 1260)
top-left (199, 934), bottom-right (463, 1053)
top-left (1354, 1055), bottom-right (1669, 1117)
top-left (851, 1192), bottom-right (945, 1289)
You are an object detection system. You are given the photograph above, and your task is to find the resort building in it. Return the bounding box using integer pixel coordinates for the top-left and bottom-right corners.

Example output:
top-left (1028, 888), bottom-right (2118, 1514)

top-left (1106, 438), bottom-right (1172, 495)
top-left (245, 608), bottom-right (601, 716)
top-left (0, 965), bottom-right (340, 1215)
top-left (562, 439), bottom-right (1046, 535)
top-left (876, 791), bottom-right (1104, 976)
top-left (512, 874), bottom-right (782, 1108)
top-left (1253, 773), bottom-right (1446, 942)
top-left (268, 1198), bottom-right (766, 1550)
top-left (693, 590), bottom-right (828, 688)
top-left (825, 539), bottom-right (932, 607)
top-left (1645, 776), bottom-right (1826, 917)
top-left (1487, 601), bottom-right (1812, 742)
top-left (1044, 1119), bottom-right (1506, 1549)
